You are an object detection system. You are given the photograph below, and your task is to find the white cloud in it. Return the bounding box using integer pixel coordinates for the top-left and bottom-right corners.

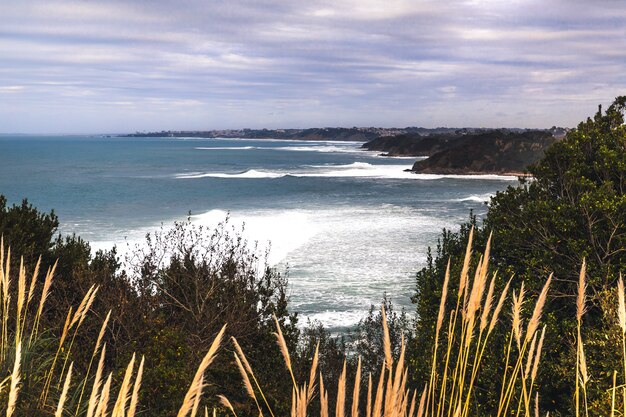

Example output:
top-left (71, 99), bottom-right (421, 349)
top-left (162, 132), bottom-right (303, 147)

top-left (0, 86), bottom-right (25, 92)
top-left (0, 0), bottom-right (624, 132)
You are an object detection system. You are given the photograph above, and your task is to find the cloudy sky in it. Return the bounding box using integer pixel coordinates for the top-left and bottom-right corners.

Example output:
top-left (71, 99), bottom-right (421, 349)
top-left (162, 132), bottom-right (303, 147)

top-left (1, 0), bottom-right (625, 133)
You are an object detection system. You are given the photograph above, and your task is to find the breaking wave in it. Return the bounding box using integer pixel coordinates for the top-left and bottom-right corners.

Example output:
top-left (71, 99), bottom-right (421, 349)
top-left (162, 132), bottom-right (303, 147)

top-left (175, 163), bottom-right (519, 181)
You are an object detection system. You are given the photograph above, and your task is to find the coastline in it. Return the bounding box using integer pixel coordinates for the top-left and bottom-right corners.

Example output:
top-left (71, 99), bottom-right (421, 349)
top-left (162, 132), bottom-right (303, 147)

top-left (408, 168), bottom-right (532, 177)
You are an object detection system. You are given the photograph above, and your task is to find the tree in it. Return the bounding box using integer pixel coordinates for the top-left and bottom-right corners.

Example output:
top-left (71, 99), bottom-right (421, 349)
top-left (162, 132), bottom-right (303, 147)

top-left (0, 196), bottom-right (59, 266)
top-left (125, 218), bottom-right (299, 416)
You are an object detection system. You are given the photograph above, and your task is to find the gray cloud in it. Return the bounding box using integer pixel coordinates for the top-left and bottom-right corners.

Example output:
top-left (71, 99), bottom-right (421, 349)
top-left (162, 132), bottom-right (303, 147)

top-left (0, 0), bottom-right (624, 132)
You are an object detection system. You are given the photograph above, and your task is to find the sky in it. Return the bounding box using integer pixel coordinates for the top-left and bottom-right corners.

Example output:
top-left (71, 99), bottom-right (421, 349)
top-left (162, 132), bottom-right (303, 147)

top-left (0, 0), bottom-right (625, 133)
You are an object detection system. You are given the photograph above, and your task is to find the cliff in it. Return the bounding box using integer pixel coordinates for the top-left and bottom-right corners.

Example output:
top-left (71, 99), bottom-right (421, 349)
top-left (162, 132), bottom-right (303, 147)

top-left (410, 130), bottom-right (556, 175)
top-left (361, 133), bottom-right (464, 156)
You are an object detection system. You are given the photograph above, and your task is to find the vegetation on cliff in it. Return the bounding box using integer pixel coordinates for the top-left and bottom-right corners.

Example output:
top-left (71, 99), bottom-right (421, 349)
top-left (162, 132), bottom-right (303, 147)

top-left (361, 133), bottom-right (464, 157)
top-left (362, 129), bottom-right (557, 175)
top-left (410, 130), bottom-right (555, 175)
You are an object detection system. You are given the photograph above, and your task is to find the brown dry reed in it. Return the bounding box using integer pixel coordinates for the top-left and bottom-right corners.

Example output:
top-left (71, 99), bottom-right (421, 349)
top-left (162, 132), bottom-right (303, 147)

top-left (0, 244), bottom-right (226, 417)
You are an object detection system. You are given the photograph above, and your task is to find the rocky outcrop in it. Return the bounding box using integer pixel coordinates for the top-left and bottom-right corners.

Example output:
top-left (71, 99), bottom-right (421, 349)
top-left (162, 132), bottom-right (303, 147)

top-left (410, 130), bottom-right (556, 175)
top-left (362, 133), bottom-right (464, 156)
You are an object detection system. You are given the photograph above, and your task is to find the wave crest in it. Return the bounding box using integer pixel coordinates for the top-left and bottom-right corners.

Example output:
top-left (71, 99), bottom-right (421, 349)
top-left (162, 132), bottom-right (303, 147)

top-left (175, 163), bottom-right (519, 181)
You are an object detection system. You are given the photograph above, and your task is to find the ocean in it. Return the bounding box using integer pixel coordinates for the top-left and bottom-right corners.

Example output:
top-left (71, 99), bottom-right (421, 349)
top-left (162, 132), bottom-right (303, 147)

top-left (0, 135), bottom-right (517, 331)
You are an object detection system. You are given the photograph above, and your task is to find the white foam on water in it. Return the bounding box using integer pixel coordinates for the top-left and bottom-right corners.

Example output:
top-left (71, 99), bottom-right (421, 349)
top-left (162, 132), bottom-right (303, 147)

top-left (457, 192), bottom-right (495, 202)
top-left (174, 162), bottom-right (519, 181)
top-left (373, 155), bottom-right (426, 160)
top-left (88, 204), bottom-right (446, 329)
top-left (273, 145), bottom-right (362, 153)
top-left (89, 208), bottom-right (319, 270)
top-left (210, 137), bottom-right (365, 144)
top-left (303, 310), bottom-right (367, 329)
top-left (194, 143), bottom-right (364, 154)
top-left (190, 209), bottom-right (319, 265)
top-left (273, 205), bottom-right (454, 328)
top-left (194, 146), bottom-right (256, 150)
top-left (175, 169), bottom-right (286, 179)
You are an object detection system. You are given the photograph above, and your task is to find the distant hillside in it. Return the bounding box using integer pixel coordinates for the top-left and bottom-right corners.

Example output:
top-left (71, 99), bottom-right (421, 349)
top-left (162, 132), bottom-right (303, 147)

top-left (124, 127), bottom-right (390, 141)
top-left (122, 127), bottom-right (476, 142)
top-left (362, 133), bottom-right (464, 156)
top-left (411, 130), bottom-right (556, 175)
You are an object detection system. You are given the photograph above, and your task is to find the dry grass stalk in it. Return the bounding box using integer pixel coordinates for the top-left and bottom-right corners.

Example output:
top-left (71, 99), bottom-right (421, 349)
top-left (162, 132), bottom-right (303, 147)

top-left (458, 227), bottom-right (474, 300)
top-left (335, 361), bottom-right (347, 417)
top-left (231, 337), bottom-right (253, 375)
top-left (352, 357), bottom-right (362, 417)
top-left (70, 285), bottom-right (97, 328)
top-left (218, 395), bottom-right (238, 417)
top-left (437, 260), bottom-right (451, 336)
top-left (26, 256), bottom-right (40, 303)
top-left (577, 260), bottom-right (587, 323)
top-left (524, 332), bottom-right (538, 379)
top-left (76, 310), bottom-right (113, 413)
top-left (234, 352), bottom-right (255, 399)
top-left (308, 342), bottom-right (320, 403)
top-left (233, 350), bottom-right (264, 416)
top-left (392, 337), bottom-right (406, 396)
top-left (511, 284), bottom-right (525, 349)
top-left (273, 314), bottom-right (297, 387)
top-left (95, 310), bottom-right (111, 356)
top-left (488, 278), bottom-right (511, 335)
top-left (320, 373), bottom-right (329, 417)
top-left (465, 255), bottom-right (484, 323)
top-left (128, 355), bottom-right (145, 417)
top-left (112, 353), bottom-right (136, 417)
top-left (178, 324), bottom-right (226, 417)
top-left (535, 393), bottom-right (539, 417)
top-left (366, 374), bottom-right (372, 417)
top-left (32, 261), bottom-right (56, 340)
top-left (372, 361), bottom-right (385, 417)
top-left (231, 337), bottom-right (276, 417)
top-left (579, 341), bottom-right (589, 385)
top-left (407, 390), bottom-right (417, 417)
top-left (576, 262), bottom-right (587, 417)
top-left (617, 274), bottom-right (626, 333)
top-left (531, 327), bottom-right (546, 382)
top-left (611, 371), bottom-right (617, 417)
top-left (6, 341), bottom-right (22, 417)
top-left (416, 385), bottom-right (427, 417)
top-left (55, 362), bottom-right (73, 417)
top-left (527, 274), bottom-right (552, 341)
top-left (95, 373), bottom-right (113, 417)
top-left (480, 273), bottom-right (497, 332)
top-left (86, 344), bottom-right (107, 417)
top-left (383, 366), bottom-right (393, 417)
top-left (190, 375), bottom-right (204, 417)
top-left (381, 305), bottom-right (393, 372)
top-left (15, 258), bottom-right (26, 339)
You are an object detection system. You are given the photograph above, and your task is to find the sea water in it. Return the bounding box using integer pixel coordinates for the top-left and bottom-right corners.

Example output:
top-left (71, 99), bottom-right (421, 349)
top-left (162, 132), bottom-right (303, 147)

top-left (0, 135), bottom-right (517, 331)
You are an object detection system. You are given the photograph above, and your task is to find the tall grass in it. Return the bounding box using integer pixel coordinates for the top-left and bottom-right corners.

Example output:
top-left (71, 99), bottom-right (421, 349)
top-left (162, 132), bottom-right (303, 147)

top-left (0, 242), bottom-right (224, 417)
top-left (4, 232), bottom-right (626, 416)
top-left (223, 230), bottom-right (626, 417)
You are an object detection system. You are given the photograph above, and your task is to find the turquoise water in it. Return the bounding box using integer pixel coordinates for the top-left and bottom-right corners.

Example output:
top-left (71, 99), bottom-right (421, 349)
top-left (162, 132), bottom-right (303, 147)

top-left (0, 135), bottom-right (516, 330)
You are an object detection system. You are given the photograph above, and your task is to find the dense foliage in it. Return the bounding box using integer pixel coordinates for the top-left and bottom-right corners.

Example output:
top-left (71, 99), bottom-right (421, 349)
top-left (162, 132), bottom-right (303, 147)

top-left (0, 195), bottom-right (411, 416)
top-left (0, 201), bottom-right (300, 416)
top-left (412, 96), bottom-right (626, 416)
